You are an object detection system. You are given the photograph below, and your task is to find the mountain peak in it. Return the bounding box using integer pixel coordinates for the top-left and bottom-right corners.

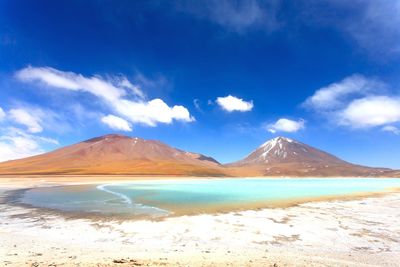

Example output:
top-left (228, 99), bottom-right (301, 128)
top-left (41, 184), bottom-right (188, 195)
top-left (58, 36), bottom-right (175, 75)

top-left (260, 136), bottom-right (295, 148)
top-left (234, 136), bottom-right (346, 166)
top-left (84, 134), bottom-right (132, 143)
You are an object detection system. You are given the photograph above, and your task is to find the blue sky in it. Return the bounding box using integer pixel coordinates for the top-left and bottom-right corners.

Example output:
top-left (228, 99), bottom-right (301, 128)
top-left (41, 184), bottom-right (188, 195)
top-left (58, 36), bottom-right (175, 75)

top-left (1, 0), bottom-right (400, 168)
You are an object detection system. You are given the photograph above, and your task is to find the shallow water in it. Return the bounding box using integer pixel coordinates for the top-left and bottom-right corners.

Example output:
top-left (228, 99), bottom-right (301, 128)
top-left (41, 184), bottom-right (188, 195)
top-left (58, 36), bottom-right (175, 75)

top-left (18, 178), bottom-right (400, 218)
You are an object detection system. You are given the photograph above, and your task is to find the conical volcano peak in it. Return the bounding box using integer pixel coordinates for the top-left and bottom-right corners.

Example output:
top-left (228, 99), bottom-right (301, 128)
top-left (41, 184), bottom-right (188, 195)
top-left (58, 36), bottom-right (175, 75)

top-left (260, 136), bottom-right (295, 148)
top-left (235, 136), bottom-right (346, 166)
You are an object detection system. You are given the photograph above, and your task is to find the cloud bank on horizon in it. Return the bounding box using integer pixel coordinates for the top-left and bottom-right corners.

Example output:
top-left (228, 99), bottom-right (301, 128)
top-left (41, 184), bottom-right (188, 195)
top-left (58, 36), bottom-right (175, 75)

top-left (0, 0), bottom-right (400, 167)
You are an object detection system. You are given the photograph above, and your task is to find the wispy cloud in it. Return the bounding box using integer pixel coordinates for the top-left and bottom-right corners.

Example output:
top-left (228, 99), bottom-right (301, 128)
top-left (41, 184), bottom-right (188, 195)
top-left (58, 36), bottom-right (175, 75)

top-left (16, 66), bottom-right (139, 102)
top-left (3, 104), bottom-right (70, 134)
top-left (193, 98), bottom-right (203, 112)
top-left (101, 114), bottom-right (132, 132)
top-left (343, 1), bottom-right (400, 56)
top-left (300, 0), bottom-right (400, 57)
top-left (0, 127), bottom-right (58, 162)
top-left (16, 66), bottom-right (194, 127)
top-left (382, 125), bottom-right (400, 135)
top-left (9, 108), bottom-right (43, 133)
top-left (304, 74), bottom-right (400, 130)
top-left (216, 95), bottom-right (253, 112)
top-left (0, 104), bottom-right (64, 161)
top-left (303, 74), bottom-right (384, 110)
top-left (176, 0), bottom-right (281, 34)
top-left (133, 72), bottom-right (170, 96)
top-left (267, 118), bottom-right (305, 133)
top-left (0, 107), bottom-right (5, 120)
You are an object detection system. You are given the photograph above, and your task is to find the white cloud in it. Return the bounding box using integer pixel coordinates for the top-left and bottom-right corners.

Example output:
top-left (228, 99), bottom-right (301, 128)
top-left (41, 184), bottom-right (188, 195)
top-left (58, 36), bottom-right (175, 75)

top-left (0, 127), bottom-right (58, 162)
top-left (339, 96), bottom-right (400, 128)
top-left (268, 118), bottom-right (305, 133)
top-left (304, 74), bottom-right (384, 110)
top-left (101, 115), bottom-right (132, 132)
top-left (16, 66), bottom-right (194, 127)
top-left (9, 108), bottom-right (43, 133)
top-left (216, 95), bottom-right (253, 112)
top-left (116, 76), bottom-right (145, 99)
top-left (304, 74), bottom-right (400, 131)
top-left (0, 107), bottom-right (5, 120)
top-left (177, 0), bottom-right (280, 34)
top-left (16, 66), bottom-right (130, 102)
top-left (115, 98), bottom-right (194, 126)
top-left (382, 125), bottom-right (400, 135)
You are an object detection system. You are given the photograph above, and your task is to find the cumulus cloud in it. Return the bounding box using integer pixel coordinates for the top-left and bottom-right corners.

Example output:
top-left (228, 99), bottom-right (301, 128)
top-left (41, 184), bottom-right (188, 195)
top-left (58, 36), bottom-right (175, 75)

top-left (303, 74), bottom-right (384, 110)
top-left (267, 118), bottom-right (305, 133)
top-left (16, 66), bottom-right (194, 127)
top-left (0, 107), bottom-right (5, 120)
top-left (101, 115), bottom-right (132, 132)
top-left (9, 108), bottom-right (43, 133)
top-left (339, 96), bottom-right (400, 128)
top-left (382, 125), bottom-right (400, 135)
top-left (0, 127), bottom-right (58, 162)
top-left (216, 95), bottom-right (253, 112)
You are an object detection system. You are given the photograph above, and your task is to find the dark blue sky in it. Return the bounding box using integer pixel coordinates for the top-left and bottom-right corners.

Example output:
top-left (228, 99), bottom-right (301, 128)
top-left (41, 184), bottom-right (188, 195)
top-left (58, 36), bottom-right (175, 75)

top-left (1, 0), bottom-right (400, 167)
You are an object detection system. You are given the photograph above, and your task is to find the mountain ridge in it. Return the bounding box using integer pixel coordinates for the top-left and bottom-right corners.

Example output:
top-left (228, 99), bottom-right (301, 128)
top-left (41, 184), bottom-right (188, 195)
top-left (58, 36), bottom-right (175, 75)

top-left (0, 134), bottom-right (396, 177)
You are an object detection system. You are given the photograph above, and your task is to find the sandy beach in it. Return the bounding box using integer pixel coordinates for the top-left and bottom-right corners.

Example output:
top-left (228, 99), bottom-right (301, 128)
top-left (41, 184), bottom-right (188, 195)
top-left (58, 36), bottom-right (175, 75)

top-left (1, 176), bottom-right (400, 267)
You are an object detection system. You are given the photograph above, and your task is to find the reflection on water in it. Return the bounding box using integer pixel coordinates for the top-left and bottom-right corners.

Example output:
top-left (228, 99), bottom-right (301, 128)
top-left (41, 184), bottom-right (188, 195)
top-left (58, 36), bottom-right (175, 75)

top-left (18, 178), bottom-right (400, 218)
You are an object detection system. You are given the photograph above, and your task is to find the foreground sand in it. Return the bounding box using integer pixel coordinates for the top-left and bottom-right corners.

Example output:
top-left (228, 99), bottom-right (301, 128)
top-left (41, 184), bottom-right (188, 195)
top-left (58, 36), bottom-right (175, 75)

top-left (1, 177), bottom-right (400, 266)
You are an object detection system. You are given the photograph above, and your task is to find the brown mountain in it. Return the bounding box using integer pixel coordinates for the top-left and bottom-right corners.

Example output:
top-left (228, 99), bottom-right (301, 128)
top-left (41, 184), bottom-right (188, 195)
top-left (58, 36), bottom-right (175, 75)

top-left (0, 134), bottom-right (224, 176)
top-left (227, 137), bottom-right (391, 177)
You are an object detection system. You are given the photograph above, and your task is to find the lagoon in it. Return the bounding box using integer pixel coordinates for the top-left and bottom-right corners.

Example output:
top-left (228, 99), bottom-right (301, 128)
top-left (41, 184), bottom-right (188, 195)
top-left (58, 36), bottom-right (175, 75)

top-left (18, 178), bottom-right (400, 218)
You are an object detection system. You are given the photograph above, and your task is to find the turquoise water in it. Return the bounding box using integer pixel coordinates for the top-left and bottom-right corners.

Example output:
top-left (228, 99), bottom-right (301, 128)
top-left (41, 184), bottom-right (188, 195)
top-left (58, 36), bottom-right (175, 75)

top-left (18, 178), bottom-right (400, 218)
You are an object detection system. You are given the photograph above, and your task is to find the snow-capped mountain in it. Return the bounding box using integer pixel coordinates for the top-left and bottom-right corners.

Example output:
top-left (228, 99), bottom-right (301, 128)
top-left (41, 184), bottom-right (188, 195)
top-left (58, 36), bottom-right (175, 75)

top-left (234, 137), bottom-right (345, 165)
top-left (229, 137), bottom-right (390, 177)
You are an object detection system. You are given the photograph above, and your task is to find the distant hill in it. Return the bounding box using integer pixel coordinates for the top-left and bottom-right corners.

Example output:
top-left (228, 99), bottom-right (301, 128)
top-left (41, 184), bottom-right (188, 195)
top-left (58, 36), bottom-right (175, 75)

top-left (0, 135), bottom-right (396, 177)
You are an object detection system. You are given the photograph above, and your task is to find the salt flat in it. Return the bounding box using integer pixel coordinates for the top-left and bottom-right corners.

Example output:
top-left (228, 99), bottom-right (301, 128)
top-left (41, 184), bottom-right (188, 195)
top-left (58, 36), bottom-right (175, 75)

top-left (1, 178), bottom-right (400, 266)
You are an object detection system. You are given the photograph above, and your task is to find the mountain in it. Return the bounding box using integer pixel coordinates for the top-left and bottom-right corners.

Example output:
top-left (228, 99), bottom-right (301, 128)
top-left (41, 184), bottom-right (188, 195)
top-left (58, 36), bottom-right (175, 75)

top-left (0, 135), bottom-right (395, 177)
top-left (228, 137), bottom-right (391, 177)
top-left (0, 134), bottom-right (224, 176)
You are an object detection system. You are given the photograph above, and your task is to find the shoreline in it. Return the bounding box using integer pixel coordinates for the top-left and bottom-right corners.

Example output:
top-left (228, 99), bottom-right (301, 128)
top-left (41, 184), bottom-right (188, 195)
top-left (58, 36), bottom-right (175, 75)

top-left (1, 177), bottom-right (400, 266)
